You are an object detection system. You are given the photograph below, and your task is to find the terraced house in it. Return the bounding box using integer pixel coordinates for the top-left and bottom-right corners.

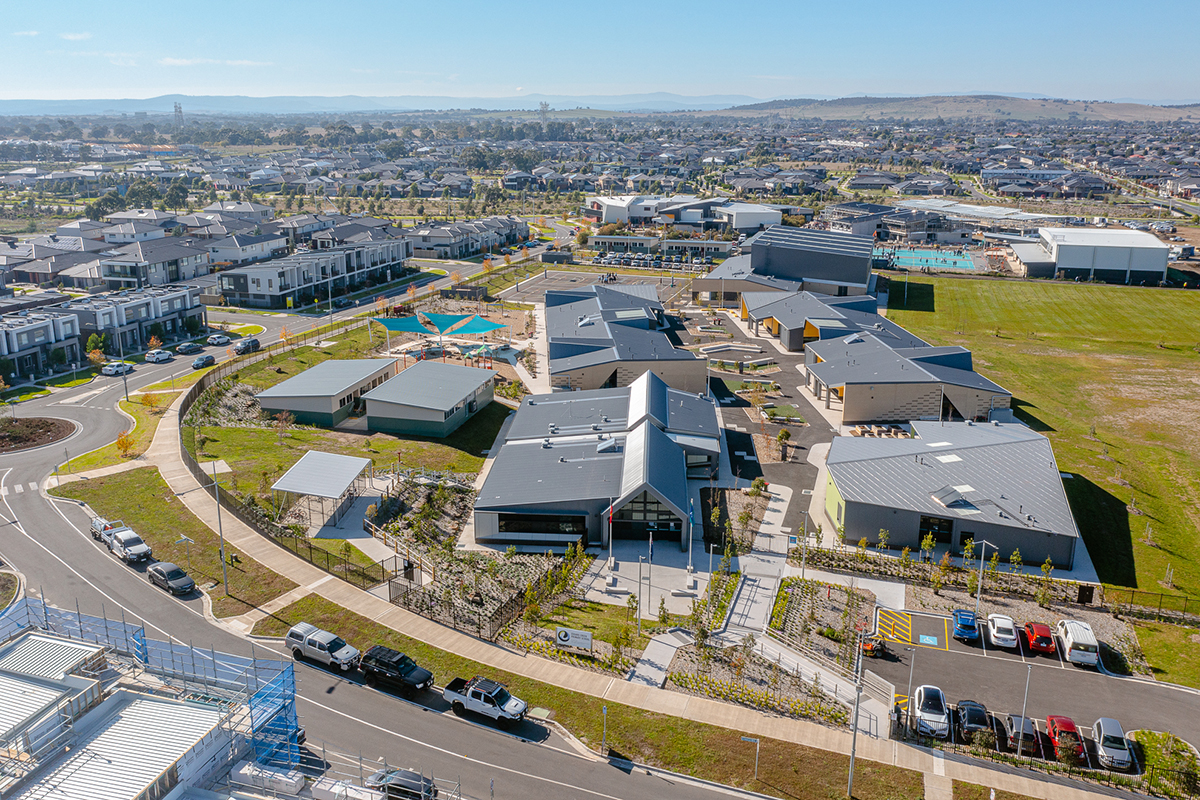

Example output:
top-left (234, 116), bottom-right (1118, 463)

top-left (217, 240), bottom-right (411, 308)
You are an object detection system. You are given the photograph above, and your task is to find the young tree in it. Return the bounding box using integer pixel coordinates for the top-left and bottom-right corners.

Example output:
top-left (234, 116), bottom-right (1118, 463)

top-left (273, 411), bottom-right (294, 445)
top-left (1009, 548), bottom-right (1023, 573)
top-left (141, 392), bottom-right (162, 414)
top-left (658, 597), bottom-right (669, 625)
top-left (87, 348), bottom-right (107, 369)
top-left (147, 335), bottom-right (163, 351)
top-left (920, 531), bottom-right (936, 563)
top-left (776, 427), bottom-right (791, 459)
top-left (626, 591), bottom-right (639, 623)
top-left (450, 270), bottom-right (463, 286)
top-left (115, 430), bottom-right (135, 458)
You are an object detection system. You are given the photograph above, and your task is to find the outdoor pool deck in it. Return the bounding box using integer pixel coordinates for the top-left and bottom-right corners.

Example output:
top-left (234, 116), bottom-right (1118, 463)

top-left (874, 246), bottom-right (981, 271)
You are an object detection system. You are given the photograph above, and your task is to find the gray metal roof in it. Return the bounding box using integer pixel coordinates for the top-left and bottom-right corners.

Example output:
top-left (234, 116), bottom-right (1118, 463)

top-left (476, 436), bottom-right (626, 509)
top-left (826, 420), bottom-right (1079, 539)
top-left (807, 334), bottom-right (1007, 394)
top-left (746, 225), bottom-right (875, 259)
top-left (13, 691), bottom-right (224, 800)
top-left (0, 671), bottom-right (70, 743)
top-left (257, 358), bottom-right (397, 400)
top-left (620, 421), bottom-right (688, 519)
top-left (0, 633), bottom-right (103, 680)
top-left (272, 450), bottom-right (371, 498)
top-left (363, 361), bottom-right (493, 411)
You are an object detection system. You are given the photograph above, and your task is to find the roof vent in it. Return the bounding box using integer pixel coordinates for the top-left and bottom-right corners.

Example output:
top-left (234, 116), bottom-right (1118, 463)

top-left (992, 420), bottom-right (1000, 426)
top-left (559, 457), bottom-right (566, 463)
top-left (542, 438), bottom-right (550, 448)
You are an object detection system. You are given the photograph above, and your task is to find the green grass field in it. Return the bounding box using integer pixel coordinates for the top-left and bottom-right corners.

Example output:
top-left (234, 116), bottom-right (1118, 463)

top-left (1131, 620), bottom-right (1200, 688)
top-left (888, 277), bottom-right (1200, 595)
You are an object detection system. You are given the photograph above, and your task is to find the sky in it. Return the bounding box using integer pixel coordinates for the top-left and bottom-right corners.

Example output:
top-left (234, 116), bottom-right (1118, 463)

top-left (3, 0), bottom-right (1199, 104)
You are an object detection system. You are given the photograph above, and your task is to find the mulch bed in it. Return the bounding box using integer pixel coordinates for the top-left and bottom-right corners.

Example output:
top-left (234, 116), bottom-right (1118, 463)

top-left (0, 417), bottom-right (74, 454)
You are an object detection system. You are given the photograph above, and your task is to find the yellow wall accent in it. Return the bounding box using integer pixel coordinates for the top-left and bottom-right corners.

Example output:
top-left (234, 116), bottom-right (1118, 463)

top-left (825, 472), bottom-right (844, 532)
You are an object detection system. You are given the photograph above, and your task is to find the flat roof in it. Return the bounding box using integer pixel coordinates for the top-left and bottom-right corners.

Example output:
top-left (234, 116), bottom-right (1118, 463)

top-left (257, 358), bottom-right (396, 400)
top-left (272, 450), bottom-right (371, 499)
top-left (364, 361), bottom-right (494, 411)
top-left (0, 671), bottom-right (71, 743)
top-left (898, 197), bottom-right (1062, 223)
top-left (0, 632), bottom-right (104, 680)
top-left (12, 691), bottom-right (224, 800)
top-left (1039, 227), bottom-right (1169, 250)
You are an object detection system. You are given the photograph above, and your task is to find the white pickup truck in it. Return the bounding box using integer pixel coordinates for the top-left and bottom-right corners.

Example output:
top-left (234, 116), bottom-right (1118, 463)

top-left (444, 676), bottom-right (527, 728)
top-left (90, 516), bottom-right (153, 564)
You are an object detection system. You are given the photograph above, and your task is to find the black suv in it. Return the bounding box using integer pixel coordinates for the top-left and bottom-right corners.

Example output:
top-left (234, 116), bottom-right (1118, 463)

top-left (361, 645), bottom-right (433, 695)
top-left (233, 337), bottom-right (260, 355)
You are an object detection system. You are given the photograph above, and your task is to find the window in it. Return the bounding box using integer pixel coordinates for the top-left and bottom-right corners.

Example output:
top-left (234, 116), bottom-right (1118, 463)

top-left (497, 514), bottom-right (587, 536)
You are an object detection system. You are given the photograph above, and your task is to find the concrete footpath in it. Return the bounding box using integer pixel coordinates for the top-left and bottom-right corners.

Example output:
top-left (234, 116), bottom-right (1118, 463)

top-left (52, 392), bottom-right (1134, 800)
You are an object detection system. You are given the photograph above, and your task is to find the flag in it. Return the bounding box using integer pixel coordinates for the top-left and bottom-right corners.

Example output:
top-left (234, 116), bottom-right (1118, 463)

top-left (689, 497), bottom-right (695, 524)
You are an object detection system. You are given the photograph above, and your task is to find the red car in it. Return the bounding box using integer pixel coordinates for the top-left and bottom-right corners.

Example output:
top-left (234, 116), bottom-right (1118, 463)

top-left (1047, 715), bottom-right (1084, 761)
top-left (1025, 622), bottom-right (1056, 654)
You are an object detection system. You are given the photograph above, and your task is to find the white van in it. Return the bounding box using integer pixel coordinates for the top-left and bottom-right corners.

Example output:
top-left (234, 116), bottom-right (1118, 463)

top-left (1055, 619), bottom-right (1099, 667)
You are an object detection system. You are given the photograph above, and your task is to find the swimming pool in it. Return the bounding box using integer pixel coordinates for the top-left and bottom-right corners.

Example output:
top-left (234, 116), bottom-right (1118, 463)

top-left (874, 247), bottom-right (978, 271)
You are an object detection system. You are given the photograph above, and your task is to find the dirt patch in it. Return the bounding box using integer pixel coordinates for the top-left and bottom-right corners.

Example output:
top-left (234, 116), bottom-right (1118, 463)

top-left (0, 417), bottom-right (73, 453)
top-left (751, 432), bottom-right (803, 464)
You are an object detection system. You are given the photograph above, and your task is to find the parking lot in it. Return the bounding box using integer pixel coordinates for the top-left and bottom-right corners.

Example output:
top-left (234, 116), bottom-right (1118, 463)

top-left (870, 608), bottom-right (1200, 752)
top-left (502, 269), bottom-right (678, 304)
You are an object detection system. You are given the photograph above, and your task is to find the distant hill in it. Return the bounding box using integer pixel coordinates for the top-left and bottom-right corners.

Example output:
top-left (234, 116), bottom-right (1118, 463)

top-left (721, 95), bottom-right (1200, 122)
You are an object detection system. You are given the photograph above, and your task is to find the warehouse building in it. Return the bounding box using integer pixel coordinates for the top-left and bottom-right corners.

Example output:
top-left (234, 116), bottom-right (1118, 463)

top-left (546, 283), bottom-right (706, 393)
top-left (1010, 227), bottom-right (1169, 283)
top-left (692, 225), bottom-right (874, 305)
top-left (824, 420), bottom-right (1079, 568)
top-left (805, 332), bottom-right (1011, 426)
top-left (363, 360), bottom-right (495, 437)
top-left (474, 371), bottom-right (720, 550)
top-left (256, 358), bottom-right (398, 426)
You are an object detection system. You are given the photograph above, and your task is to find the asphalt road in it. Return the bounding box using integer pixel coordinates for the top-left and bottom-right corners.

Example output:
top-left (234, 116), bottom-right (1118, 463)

top-left (0, 309), bottom-right (735, 799)
top-left (869, 609), bottom-right (1200, 748)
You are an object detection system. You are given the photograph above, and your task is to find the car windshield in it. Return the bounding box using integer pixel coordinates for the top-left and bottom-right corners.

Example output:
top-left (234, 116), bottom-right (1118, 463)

top-left (122, 535), bottom-right (144, 547)
top-left (964, 707), bottom-right (987, 725)
top-left (396, 655), bottom-right (416, 674)
top-left (1102, 734), bottom-right (1127, 750)
top-left (493, 688), bottom-right (512, 707)
top-left (919, 692), bottom-right (944, 715)
top-left (165, 568), bottom-right (187, 581)
top-left (327, 637), bottom-right (348, 653)
top-left (996, 624), bottom-right (1014, 636)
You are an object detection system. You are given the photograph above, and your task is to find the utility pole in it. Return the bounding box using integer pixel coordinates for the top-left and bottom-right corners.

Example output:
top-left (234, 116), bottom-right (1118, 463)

top-left (974, 539), bottom-right (997, 622)
top-left (212, 460), bottom-right (229, 596)
top-left (847, 632), bottom-right (864, 798)
top-left (1016, 664), bottom-right (1032, 760)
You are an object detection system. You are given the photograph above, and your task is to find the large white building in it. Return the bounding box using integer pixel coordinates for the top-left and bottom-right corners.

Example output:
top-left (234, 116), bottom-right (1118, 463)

top-left (1011, 227), bottom-right (1169, 283)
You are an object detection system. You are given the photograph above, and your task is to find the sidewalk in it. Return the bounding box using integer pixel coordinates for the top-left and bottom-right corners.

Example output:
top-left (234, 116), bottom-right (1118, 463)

top-left (107, 393), bottom-right (1127, 800)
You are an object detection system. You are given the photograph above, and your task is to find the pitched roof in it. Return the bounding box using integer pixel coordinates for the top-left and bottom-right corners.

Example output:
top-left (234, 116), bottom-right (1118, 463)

top-left (257, 359), bottom-right (396, 399)
top-left (363, 361), bottom-right (494, 411)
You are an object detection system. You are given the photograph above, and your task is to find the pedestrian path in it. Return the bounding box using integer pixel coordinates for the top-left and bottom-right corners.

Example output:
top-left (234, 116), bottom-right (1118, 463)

top-left (627, 629), bottom-right (693, 688)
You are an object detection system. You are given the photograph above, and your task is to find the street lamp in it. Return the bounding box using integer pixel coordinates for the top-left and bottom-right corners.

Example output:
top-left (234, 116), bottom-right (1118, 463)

top-left (110, 325), bottom-right (130, 403)
top-left (1016, 664), bottom-right (1032, 760)
top-left (973, 539), bottom-right (998, 622)
top-left (637, 556), bottom-right (645, 638)
top-left (740, 736), bottom-right (760, 781)
top-left (176, 535), bottom-right (194, 573)
top-left (905, 646), bottom-right (917, 712)
top-left (173, 462), bottom-right (229, 596)
top-left (847, 632), bottom-right (865, 799)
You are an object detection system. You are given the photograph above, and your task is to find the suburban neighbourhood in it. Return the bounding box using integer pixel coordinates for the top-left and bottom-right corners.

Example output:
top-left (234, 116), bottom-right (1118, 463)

top-left (1, 6), bottom-right (1200, 800)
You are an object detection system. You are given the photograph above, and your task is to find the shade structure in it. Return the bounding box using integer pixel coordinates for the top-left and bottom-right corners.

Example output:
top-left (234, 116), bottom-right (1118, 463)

top-left (271, 450), bottom-right (373, 527)
top-left (374, 316), bottom-right (431, 334)
top-left (421, 312), bottom-right (473, 334)
top-left (453, 316), bottom-right (507, 336)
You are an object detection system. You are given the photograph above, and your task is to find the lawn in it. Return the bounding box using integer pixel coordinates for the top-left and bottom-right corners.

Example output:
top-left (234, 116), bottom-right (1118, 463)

top-left (140, 369), bottom-right (210, 393)
top-left (1131, 620), bottom-right (1200, 689)
top-left (0, 572), bottom-right (18, 609)
top-left (538, 597), bottom-right (661, 650)
top-left (186, 402), bottom-right (507, 504)
top-left (255, 594), bottom-right (922, 800)
top-left (305, 536), bottom-right (379, 570)
top-left (1, 386), bottom-right (50, 403)
top-left (62, 393), bottom-right (178, 473)
top-left (39, 369), bottom-right (98, 388)
top-left (953, 782), bottom-right (1034, 800)
top-left (228, 324), bottom-right (266, 337)
top-left (51, 467), bottom-right (297, 617)
top-left (227, 324), bottom-right (381, 392)
top-left (887, 277), bottom-right (1200, 595)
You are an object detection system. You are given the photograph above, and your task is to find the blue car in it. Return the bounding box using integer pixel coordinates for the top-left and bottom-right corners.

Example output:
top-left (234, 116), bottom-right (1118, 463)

top-left (952, 609), bottom-right (979, 641)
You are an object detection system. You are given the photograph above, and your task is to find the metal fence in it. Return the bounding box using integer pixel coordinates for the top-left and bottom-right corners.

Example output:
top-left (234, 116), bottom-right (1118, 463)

top-left (1106, 587), bottom-right (1200, 622)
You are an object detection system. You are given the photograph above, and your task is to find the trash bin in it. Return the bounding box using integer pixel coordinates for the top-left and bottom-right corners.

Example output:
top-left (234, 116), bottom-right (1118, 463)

top-left (1077, 585), bottom-right (1094, 605)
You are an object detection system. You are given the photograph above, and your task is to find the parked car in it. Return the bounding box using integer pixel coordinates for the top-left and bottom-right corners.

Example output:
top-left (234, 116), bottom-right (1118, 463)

top-left (1025, 622), bottom-right (1056, 654)
top-left (176, 341), bottom-right (203, 355)
top-left (360, 645), bottom-right (433, 695)
top-left (1092, 717), bottom-right (1131, 770)
top-left (1055, 619), bottom-right (1100, 667)
top-left (956, 700), bottom-right (991, 742)
top-left (232, 337), bottom-right (260, 355)
top-left (101, 361), bottom-right (133, 376)
top-left (952, 609), bottom-right (979, 641)
top-left (1046, 715), bottom-right (1084, 762)
top-left (1004, 714), bottom-right (1039, 755)
top-left (444, 676), bottom-right (527, 729)
top-left (192, 354), bottom-right (216, 370)
top-left (987, 613), bottom-right (1019, 649)
top-left (365, 767), bottom-right (438, 799)
top-left (144, 349), bottom-right (172, 363)
top-left (911, 685), bottom-right (950, 739)
top-left (206, 333), bottom-right (231, 346)
top-left (285, 622), bottom-right (361, 671)
top-left (90, 516), bottom-right (152, 563)
top-left (147, 562), bottom-right (196, 595)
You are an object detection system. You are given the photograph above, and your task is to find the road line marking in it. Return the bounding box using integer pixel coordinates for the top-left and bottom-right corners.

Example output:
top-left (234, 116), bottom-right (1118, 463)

top-left (0, 487), bottom-right (7, 497)
top-left (13, 484), bottom-right (23, 494)
top-left (27, 483), bottom-right (37, 493)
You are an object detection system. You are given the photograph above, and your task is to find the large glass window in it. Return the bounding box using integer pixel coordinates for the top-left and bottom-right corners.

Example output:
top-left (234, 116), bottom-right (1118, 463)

top-left (497, 514), bottom-right (587, 536)
top-left (919, 515), bottom-right (954, 544)
top-left (612, 491), bottom-right (682, 539)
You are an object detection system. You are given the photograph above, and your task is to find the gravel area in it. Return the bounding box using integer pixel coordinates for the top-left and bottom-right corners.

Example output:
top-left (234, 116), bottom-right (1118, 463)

top-left (907, 584), bottom-right (1152, 677)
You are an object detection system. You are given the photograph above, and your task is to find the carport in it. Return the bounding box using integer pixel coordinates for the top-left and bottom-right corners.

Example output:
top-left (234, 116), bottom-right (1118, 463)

top-left (272, 450), bottom-right (373, 527)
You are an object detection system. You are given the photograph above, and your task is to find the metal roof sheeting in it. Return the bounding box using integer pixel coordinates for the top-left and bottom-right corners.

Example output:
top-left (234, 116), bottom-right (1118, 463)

top-left (0, 633), bottom-right (104, 680)
top-left (271, 450), bottom-right (371, 499)
top-left (256, 359), bottom-right (396, 400)
top-left (13, 692), bottom-right (224, 800)
top-left (0, 672), bottom-right (69, 742)
top-left (363, 361), bottom-right (493, 412)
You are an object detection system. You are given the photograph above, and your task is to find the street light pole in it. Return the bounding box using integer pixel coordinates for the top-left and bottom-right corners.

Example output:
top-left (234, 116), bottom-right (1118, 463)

top-left (847, 632), bottom-right (864, 799)
top-left (637, 556), bottom-right (644, 638)
top-left (801, 509), bottom-right (810, 580)
top-left (176, 535), bottom-right (194, 573)
top-left (112, 326), bottom-right (130, 403)
top-left (1017, 664), bottom-right (1032, 760)
top-left (906, 646), bottom-right (916, 708)
top-left (974, 539), bottom-right (997, 622)
top-left (211, 460), bottom-right (229, 596)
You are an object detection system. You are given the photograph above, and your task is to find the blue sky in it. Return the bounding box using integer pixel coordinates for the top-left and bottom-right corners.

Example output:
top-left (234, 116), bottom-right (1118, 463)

top-left (4, 0), bottom-right (1198, 103)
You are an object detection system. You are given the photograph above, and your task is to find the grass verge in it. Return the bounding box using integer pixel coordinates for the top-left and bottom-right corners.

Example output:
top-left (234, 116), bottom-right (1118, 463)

top-left (39, 369), bottom-right (98, 388)
top-left (887, 277), bottom-right (1200, 595)
top-left (62, 393), bottom-right (178, 473)
top-left (51, 467), bottom-right (297, 617)
top-left (0, 573), bottom-right (18, 610)
top-left (1, 386), bottom-right (51, 403)
top-left (1131, 620), bottom-right (1200, 688)
top-left (255, 594), bottom-right (922, 799)
top-left (953, 781), bottom-right (1033, 799)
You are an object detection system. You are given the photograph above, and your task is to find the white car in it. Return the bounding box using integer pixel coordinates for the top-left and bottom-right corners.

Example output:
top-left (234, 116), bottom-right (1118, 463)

top-left (144, 349), bottom-right (171, 363)
top-left (101, 361), bottom-right (133, 376)
top-left (206, 333), bottom-right (231, 346)
top-left (987, 613), bottom-right (1019, 649)
top-left (911, 684), bottom-right (950, 738)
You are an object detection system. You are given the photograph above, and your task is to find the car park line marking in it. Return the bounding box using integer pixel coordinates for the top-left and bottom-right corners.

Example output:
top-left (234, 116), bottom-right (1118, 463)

top-left (877, 608), bottom-right (911, 643)
top-left (893, 693), bottom-right (908, 710)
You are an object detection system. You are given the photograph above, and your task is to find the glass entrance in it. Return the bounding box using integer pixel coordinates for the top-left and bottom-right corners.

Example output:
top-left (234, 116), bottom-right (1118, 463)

top-left (612, 491), bottom-right (682, 540)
